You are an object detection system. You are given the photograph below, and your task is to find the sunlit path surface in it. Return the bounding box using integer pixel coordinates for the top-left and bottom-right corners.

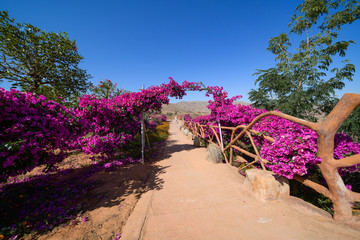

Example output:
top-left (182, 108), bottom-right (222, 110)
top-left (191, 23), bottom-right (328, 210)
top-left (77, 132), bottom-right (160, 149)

top-left (123, 120), bottom-right (360, 240)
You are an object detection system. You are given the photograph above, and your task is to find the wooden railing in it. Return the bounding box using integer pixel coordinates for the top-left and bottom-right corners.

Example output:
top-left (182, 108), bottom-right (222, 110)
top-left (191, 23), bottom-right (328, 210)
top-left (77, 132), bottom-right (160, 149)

top-left (179, 93), bottom-right (360, 222)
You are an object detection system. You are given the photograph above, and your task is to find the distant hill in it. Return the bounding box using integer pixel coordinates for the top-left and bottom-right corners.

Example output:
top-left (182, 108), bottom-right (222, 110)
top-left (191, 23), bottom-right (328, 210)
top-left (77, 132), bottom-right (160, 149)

top-left (161, 101), bottom-right (250, 117)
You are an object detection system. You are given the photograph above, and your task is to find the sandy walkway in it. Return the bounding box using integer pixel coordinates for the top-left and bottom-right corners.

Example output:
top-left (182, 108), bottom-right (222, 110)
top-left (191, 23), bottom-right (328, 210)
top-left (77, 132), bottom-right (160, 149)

top-left (122, 120), bottom-right (360, 240)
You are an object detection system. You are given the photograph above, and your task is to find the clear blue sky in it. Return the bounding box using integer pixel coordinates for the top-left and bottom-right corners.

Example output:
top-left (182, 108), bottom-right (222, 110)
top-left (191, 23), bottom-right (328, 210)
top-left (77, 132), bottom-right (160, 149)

top-left (1, 0), bottom-right (359, 103)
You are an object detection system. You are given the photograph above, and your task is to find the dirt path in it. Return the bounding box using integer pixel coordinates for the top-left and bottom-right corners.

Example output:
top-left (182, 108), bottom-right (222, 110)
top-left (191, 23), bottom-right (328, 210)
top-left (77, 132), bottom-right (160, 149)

top-left (122, 120), bottom-right (360, 240)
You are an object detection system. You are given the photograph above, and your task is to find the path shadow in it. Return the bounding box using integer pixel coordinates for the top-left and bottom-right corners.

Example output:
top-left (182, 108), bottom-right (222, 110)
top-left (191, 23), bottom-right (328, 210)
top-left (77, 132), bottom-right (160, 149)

top-left (0, 158), bottom-right (167, 238)
top-left (157, 139), bottom-right (200, 160)
top-left (0, 126), bottom-right (202, 238)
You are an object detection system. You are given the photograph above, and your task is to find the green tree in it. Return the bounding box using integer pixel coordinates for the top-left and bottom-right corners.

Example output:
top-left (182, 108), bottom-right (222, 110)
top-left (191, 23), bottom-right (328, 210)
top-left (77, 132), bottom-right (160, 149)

top-left (249, 0), bottom-right (359, 121)
top-left (91, 79), bottom-right (128, 99)
top-left (0, 11), bottom-right (92, 100)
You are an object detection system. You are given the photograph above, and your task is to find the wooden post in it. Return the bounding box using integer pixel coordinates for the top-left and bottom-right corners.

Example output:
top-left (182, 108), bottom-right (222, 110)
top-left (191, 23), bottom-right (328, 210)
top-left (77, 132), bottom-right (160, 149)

top-left (229, 129), bottom-right (235, 165)
top-left (218, 121), bottom-right (224, 152)
top-left (141, 85), bottom-right (145, 164)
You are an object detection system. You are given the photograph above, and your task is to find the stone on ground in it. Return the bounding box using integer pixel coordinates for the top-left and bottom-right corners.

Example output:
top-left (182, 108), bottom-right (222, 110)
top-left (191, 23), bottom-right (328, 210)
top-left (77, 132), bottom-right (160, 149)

top-left (206, 143), bottom-right (223, 164)
top-left (193, 136), bottom-right (201, 147)
top-left (187, 132), bottom-right (193, 140)
top-left (244, 168), bottom-right (289, 202)
top-left (184, 128), bottom-right (190, 135)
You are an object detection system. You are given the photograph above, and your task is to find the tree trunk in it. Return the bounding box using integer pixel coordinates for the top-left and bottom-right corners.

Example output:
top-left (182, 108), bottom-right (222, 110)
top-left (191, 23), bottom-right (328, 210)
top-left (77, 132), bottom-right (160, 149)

top-left (318, 161), bottom-right (352, 221)
top-left (29, 76), bottom-right (41, 94)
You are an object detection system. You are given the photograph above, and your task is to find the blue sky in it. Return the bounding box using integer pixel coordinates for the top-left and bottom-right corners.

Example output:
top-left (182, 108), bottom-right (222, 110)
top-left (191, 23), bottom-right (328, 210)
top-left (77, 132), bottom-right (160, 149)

top-left (1, 0), bottom-right (359, 103)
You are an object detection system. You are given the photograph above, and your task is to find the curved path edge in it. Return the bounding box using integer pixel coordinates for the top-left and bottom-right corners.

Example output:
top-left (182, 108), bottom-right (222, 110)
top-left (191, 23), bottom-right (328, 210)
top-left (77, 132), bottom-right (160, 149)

top-left (122, 120), bottom-right (360, 240)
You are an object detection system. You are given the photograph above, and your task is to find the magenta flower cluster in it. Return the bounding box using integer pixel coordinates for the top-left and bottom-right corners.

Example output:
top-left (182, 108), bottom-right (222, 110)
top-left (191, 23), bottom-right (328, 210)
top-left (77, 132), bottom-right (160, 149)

top-left (187, 87), bottom-right (360, 179)
top-left (146, 113), bottom-right (167, 131)
top-left (2, 77), bottom-right (358, 181)
top-left (0, 78), bottom-right (203, 180)
top-left (73, 78), bottom-right (202, 162)
top-left (0, 88), bottom-right (78, 180)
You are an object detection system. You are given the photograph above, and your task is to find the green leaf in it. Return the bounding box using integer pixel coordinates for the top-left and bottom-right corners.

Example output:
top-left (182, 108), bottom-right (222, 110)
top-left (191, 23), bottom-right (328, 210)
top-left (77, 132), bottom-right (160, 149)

top-left (0, 10), bottom-right (93, 103)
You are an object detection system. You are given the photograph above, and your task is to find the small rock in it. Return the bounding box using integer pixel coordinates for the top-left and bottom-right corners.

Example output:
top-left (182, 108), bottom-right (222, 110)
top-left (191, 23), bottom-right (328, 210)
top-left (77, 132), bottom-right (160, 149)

top-left (207, 143), bottom-right (223, 163)
top-left (188, 132), bottom-right (193, 140)
top-left (244, 168), bottom-right (289, 202)
top-left (193, 136), bottom-right (201, 147)
top-left (184, 128), bottom-right (190, 135)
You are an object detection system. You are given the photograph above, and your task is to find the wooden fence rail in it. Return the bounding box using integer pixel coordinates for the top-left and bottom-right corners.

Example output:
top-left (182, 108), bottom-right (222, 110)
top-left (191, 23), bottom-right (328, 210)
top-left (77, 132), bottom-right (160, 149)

top-left (180, 93), bottom-right (360, 222)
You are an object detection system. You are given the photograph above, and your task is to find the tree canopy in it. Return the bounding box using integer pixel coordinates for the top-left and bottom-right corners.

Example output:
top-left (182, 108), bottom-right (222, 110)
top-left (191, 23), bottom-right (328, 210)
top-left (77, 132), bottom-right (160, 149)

top-left (0, 10), bottom-right (92, 101)
top-left (249, 0), bottom-right (359, 121)
top-left (90, 79), bottom-right (129, 99)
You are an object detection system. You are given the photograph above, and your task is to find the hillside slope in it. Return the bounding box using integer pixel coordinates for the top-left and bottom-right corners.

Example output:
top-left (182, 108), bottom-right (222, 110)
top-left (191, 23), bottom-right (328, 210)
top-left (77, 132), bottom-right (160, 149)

top-left (161, 101), bottom-right (250, 116)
